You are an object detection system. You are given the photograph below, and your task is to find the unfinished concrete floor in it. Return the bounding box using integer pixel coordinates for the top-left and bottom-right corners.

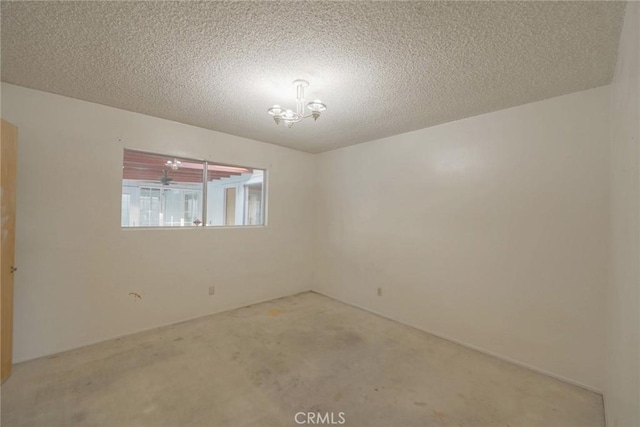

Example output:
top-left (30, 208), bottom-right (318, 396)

top-left (1, 292), bottom-right (603, 427)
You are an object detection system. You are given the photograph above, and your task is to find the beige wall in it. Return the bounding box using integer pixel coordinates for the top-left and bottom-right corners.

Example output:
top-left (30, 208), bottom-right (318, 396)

top-left (606, 2), bottom-right (640, 426)
top-left (315, 87), bottom-right (611, 392)
top-left (1, 83), bottom-right (316, 363)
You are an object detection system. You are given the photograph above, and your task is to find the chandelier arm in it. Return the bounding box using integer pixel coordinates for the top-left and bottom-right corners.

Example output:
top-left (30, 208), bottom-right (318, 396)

top-left (287, 113), bottom-right (316, 121)
top-left (276, 110), bottom-right (317, 122)
top-left (286, 110), bottom-right (304, 122)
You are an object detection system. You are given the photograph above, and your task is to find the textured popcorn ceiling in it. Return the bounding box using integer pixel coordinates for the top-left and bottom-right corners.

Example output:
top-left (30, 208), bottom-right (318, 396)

top-left (0, 1), bottom-right (626, 153)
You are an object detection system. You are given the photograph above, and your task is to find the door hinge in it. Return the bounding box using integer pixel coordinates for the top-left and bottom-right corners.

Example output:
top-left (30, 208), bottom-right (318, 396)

top-left (10, 266), bottom-right (17, 273)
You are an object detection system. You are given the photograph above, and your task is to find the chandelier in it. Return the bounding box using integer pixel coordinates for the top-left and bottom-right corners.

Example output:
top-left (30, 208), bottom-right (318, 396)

top-left (165, 159), bottom-right (182, 170)
top-left (267, 79), bottom-right (327, 128)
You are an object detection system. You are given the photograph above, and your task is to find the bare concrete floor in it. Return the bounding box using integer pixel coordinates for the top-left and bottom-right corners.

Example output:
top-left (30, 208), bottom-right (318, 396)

top-left (1, 292), bottom-right (603, 427)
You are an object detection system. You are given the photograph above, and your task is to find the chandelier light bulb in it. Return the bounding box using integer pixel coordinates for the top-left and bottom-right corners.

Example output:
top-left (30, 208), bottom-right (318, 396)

top-left (267, 80), bottom-right (326, 127)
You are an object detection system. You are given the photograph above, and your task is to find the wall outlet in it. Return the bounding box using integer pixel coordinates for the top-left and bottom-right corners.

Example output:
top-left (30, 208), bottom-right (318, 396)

top-left (377, 288), bottom-right (382, 296)
top-left (208, 286), bottom-right (215, 296)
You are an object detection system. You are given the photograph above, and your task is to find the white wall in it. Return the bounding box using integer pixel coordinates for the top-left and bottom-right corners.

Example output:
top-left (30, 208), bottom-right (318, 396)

top-left (606, 2), bottom-right (640, 426)
top-left (0, 83), bottom-right (316, 363)
top-left (315, 87), bottom-right (611, 392)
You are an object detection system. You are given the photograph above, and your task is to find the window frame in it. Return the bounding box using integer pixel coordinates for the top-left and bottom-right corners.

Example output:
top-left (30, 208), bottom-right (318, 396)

top-left (121, 148), bottom-right (268, 229)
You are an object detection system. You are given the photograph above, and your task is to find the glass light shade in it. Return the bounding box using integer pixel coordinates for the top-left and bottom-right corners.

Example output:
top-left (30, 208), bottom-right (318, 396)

top-left (267, 105), bottom-right (284, 116)
top-left (306, 99), bottom-right (327, 112)
top-left (282, 109), bottom-right (298, 120)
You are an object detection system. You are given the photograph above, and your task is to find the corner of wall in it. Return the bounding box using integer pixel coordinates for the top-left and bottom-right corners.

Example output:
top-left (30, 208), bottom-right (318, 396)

top-left (605, 1), bottom-right (640, 426)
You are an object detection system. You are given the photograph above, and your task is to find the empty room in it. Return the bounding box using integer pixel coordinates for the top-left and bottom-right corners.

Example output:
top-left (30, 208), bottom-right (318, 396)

top-left (0, 1), bottom-right (638, 426)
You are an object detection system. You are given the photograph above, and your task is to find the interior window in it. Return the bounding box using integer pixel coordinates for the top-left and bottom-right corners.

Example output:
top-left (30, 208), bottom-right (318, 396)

top-left (122, 149), bottom-right (265, 227)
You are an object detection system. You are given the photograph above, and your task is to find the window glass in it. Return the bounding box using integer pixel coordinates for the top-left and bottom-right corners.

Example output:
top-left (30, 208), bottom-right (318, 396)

top-left (121, 194), bottom-right (131, 227)
top-left (205, 166), bottom-right (264, 226)
top-left (122, 150), bottom-right (204, 227)
top-left (122, 150), bottom-right (265, 228)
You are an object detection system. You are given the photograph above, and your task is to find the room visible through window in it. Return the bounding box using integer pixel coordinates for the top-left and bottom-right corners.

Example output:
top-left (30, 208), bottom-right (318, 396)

top-left (122, 149), bottom-right (265, 227)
